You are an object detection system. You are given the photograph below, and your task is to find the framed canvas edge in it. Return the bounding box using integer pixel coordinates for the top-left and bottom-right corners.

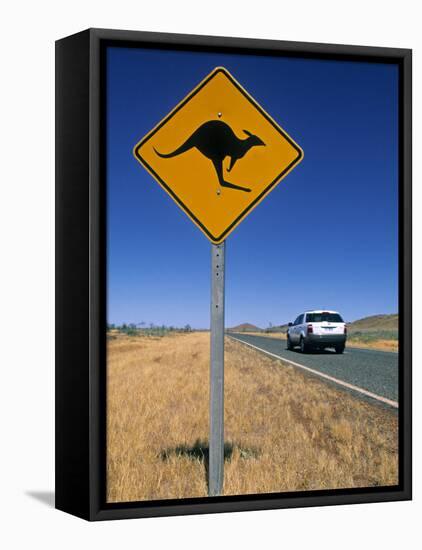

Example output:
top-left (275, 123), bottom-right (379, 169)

top-left (78, 29), bottom-right (412, 521)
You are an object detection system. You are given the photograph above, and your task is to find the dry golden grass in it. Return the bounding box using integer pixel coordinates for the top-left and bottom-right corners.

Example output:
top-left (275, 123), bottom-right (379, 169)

top-left (107, 332), bottom-right (398, 502)
top-left (347, 339), bottom-right (398, 352)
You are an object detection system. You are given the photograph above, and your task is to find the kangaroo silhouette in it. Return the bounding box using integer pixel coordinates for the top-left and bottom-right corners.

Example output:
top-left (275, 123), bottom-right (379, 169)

top-left (154, 120), bottom-right (265, 193)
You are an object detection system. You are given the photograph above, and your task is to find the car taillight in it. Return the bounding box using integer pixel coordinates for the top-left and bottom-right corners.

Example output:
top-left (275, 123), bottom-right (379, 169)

top-left (344, 325), bottom-right (347, 335)
top-left (307, 324), bottom-right (313, 334)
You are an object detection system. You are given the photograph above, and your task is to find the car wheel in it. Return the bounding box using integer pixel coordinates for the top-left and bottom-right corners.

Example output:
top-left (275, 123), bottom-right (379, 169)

top-left (286, 335), bottom-right (293, 350)
top-left (300, 337), bottom-right (309, 353)
top-left (335, 344), bottom-right (345, 354)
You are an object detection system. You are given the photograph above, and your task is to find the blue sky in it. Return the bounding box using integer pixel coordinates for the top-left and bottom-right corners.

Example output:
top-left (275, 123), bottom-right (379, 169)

top-left (106, 46), bottom-right (398, 328)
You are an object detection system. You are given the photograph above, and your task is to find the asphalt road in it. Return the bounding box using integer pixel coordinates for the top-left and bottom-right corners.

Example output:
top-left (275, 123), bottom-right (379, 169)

top-left (228, 333), bottom-right (398, 407)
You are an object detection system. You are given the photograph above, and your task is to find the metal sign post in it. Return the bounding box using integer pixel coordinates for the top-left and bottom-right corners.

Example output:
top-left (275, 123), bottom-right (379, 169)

top-left (209, 241), bottom-right (225, 496)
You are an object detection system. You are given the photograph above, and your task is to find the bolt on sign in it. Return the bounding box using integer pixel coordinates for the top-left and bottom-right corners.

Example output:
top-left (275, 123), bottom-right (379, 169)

top-left (133, 67), bottom-right (303, 243)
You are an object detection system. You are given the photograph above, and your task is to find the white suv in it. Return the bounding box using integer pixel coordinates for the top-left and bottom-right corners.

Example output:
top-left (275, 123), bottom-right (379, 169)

top-left (287, 310), bottom-right (347, 354)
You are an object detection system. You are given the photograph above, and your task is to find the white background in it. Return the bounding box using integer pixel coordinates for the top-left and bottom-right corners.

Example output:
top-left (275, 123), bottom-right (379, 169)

top-left (0, 1), bottom-right (419, 548)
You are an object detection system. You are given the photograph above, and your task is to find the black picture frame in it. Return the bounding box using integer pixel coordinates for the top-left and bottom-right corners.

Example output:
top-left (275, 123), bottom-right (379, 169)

top-left (55, 28), bottom-right (412, 521)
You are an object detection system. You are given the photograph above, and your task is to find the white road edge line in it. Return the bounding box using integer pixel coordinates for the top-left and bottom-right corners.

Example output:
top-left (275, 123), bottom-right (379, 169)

top-left (228, 336), bottom-right (398, 409)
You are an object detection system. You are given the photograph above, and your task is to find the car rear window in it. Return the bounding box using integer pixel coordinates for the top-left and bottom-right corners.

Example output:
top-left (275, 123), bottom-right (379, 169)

top-left (306, 313), bottom-right (344, 323)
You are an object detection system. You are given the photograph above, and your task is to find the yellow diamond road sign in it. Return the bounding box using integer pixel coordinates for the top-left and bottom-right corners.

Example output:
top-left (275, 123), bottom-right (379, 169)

top-left (133, 67), bottom-right (303, 243)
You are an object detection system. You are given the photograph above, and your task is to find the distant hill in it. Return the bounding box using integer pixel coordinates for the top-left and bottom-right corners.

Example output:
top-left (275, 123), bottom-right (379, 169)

top-left (228, 314), bottom-right (398, 335)
top-left (274, 315), bottom-right (398, 333)
top-left (227, 323), bottom-right (262, 332)
top-left (348, 314), bottom-right (398, 331)
top-left (348, 313), bottom-right (399, 330)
